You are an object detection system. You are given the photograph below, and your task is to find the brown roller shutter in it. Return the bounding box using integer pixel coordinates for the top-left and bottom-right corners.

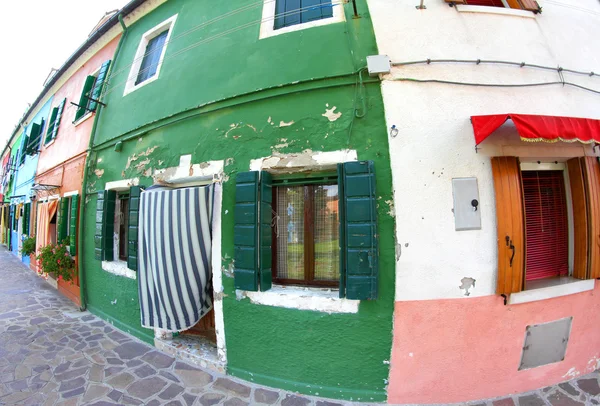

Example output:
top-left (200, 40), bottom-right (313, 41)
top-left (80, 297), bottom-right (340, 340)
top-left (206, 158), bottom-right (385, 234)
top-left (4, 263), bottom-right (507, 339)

top-left (492, 157), bottom-right (525, 295)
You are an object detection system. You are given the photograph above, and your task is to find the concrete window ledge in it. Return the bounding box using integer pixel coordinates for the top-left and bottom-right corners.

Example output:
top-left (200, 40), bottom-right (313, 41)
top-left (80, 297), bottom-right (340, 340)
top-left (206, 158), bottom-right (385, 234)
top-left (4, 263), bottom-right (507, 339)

top-left (102, 260), bottom-right (136, 280)
top-left (508, 277), bottom-right (595, 305)
top-left (240, 285), bottom-right (359, 314)
top-left (456, 5), bottom-right (536, 18)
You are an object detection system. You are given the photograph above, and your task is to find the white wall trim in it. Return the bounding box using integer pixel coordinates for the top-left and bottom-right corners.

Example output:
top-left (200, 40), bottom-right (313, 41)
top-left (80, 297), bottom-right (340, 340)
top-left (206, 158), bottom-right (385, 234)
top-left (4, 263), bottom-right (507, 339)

top-left (63, 190), bottom-right (79, 197)
top-left (455, 4), bottom-right (536, 18)
top-left (153, 155), bottom-right (224, 186)
top-left (508, 278), bottom-right (595, 305)
top-left (73, 112), bottom-right (93, 127)
top-left (241, 286), bottom-right (359, 314)
top-left (123, 14), bottom-right (178, 96)
top-left (102, 260), bottom-right (136, 279)
top-left (258, 0), bottom-right (345, 40)
top-left (105, 178), bottom-right (139, 191)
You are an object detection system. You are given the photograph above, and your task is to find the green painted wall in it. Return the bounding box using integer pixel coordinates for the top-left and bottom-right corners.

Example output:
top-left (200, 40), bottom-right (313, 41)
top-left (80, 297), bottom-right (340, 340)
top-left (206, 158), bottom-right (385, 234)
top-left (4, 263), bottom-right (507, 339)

top-left (84, 0), bottom-right (395, 400)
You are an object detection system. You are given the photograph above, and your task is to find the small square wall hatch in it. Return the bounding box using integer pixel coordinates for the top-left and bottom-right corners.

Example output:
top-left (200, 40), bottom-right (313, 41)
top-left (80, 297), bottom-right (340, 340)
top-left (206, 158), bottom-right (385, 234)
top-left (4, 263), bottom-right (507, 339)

top-left (367, 55), bottom-right (391, 77)
top-left (452, 177), bottom-right (481, 231)
top-left (518, 317), bottom-right (572, 370)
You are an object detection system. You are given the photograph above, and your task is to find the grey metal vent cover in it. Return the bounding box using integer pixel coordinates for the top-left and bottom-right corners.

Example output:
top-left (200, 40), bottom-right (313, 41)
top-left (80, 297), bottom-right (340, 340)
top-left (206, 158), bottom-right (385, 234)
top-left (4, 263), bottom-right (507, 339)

top-left (519, 317), bottom-right (572, 370)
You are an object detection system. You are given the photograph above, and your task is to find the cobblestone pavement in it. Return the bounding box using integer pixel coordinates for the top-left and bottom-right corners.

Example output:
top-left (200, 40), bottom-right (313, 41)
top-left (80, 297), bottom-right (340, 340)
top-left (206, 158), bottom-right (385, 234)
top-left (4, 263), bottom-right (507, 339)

top-left (0, 246), bottom-right (599, 406)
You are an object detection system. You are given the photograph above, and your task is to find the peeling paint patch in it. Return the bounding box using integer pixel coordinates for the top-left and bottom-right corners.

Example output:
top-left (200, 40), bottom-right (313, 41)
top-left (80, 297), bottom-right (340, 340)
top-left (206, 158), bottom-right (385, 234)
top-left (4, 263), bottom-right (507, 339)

top-left (586, 355), bottom-right (600, 371)
top-left (225, 158), bottom-right (234, 166)
top-left (279, 120), bottom-right (294, 127)
top-left (243, 286), bottom-right (359, 314)
top-left (459, 277), bottom-right (476, 296)
top-left (385, 199), bottom-right (395, 216)
top-left (94, 169), bottom-right (105, 178)
top-left (563, 367), bottom-right (580, 379)
top-left (125, 146), bottom-right (159, 169)
top-left (322, 106), bottom-right (342, 122)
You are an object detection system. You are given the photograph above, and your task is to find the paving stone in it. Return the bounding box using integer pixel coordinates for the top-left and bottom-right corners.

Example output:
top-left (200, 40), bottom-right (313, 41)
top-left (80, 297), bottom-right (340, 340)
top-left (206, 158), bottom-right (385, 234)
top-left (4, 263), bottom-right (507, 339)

top-left (113, 341), bottom-right (150, 360)
top-left (122, 395), bottom-right (144, 405)
top-left (104, 366), bottom-right (125, 378)
top-left (281, 394), bottom-right (311, 406)
top-left (55, 366), bottom-right (89, 381)
top-left (559, 382), bottom-right (580, 396)
top-left (577, 378), bottom-right (600, 396)
top-left (106, 357), bottom-right (124, 365)
top-left (224, 398), bottom-right (249, 406)
top-left (0, 391), bottom-right (34, 403)
top-left (315, 401), bottom-right (343, 406)
top-left (142, 351), bottom-right (175, 368)
top-left (547, 390), bottom-right (585, 406)
top-left (126, 359), bottom-right (143, 368)
top-left (199, 392), bottom-right (226, 406)
top-left (146, 400), bottom-right (162, 406)
top-left (108, 389), bottom-right (123, 401)
top-left (30, 317), bottom-right (49, 325)
top-left (164, 401), bottom-right (183, 406)
top-left (134, 364), bottom-right (157, 378)
top-left (87, 334), bottom-right (105, 341)
top-left (89, 364), bottom-right (104, 382)
top-left (159, 370), bottom-right (181, 382)
top-left (182, 392), bottom-right (197, 406)
top-left (62, 385), bottom-right (86, 398)
top-left (9, 378), bottom-right (29, 391)
top-left (14, 363), bottom-right (31, 380)
top-left (254, 388), bottom-right (280, 404)
top-left (59, 377), bottom-right (86, 392)
top-left (106, 372), bottom-right (135, 390)
top-left (159, 383), bottom-right (185, 400)
top-left (82, 384), bottom-right (112, 403)
top-left (493, 399), bottom-right (516, 406)
top-left (212, 377), bottom-right (250, 397)
top-left (22, 392), bottom-right (46, 406)
top-left (518, 394), bottom-right (546, 406)
top-left (126, 376), bottom-right (168, 399)
top-left (175, 364), bottom-right (213, 387)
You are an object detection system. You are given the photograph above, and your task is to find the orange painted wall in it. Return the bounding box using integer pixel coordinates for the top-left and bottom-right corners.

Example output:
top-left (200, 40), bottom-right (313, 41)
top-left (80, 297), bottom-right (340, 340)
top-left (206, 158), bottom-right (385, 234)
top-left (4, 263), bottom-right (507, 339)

top-left (36, 35), bottom-right (121, 176)
top-left (388, 283), bottom-right (600, 404)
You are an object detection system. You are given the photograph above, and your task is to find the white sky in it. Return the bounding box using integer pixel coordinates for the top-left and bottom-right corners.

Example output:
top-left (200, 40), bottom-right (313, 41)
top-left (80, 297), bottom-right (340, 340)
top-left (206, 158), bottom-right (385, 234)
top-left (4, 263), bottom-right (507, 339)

top-left (0, 0), bottom-right (129, 148)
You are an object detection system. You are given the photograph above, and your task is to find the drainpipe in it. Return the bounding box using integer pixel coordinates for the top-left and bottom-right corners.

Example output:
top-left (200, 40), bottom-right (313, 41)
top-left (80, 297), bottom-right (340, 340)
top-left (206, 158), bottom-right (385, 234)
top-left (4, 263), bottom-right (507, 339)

top-left (78, 13), bottom-right (128, 311)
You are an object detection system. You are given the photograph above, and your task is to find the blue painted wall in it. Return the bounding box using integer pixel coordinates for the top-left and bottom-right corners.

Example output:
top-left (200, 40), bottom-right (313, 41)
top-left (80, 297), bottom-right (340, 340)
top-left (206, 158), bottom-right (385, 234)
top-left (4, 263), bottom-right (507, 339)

top-left (11, 97), bottom-right (53, 262)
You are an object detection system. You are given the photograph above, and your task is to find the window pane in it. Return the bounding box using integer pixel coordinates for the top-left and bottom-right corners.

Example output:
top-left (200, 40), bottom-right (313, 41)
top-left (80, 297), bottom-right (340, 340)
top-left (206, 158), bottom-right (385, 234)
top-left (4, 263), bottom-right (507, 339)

top-left (314, 185), bottom-right (339, 281)
top-left (275, 186), bottom-right (305, 280)
top-left (135, 30), bottom-right (169, 85)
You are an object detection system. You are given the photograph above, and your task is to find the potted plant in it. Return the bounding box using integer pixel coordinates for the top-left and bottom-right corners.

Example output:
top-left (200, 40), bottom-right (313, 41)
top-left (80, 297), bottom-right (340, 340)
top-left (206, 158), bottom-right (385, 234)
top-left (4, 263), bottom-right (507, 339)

top-left (21, 236), bottom-right (36, 257)
top-left (36, 238), bottom-right (76, 282)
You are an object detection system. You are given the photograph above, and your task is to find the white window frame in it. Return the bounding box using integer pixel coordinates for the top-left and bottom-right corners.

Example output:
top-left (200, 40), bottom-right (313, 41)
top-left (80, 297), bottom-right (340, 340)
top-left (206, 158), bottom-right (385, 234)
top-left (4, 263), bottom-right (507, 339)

top-left (259, 0), bottom-right (345, 40)
top-left (123, 14), bottom-right (178, 96)
top-left (455, 4), bottom-right (536, 18)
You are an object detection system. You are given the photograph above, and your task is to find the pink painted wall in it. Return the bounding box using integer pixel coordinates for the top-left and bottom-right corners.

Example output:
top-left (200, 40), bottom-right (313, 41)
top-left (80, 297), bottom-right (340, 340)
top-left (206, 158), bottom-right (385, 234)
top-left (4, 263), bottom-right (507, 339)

top-left (36, 36), bottom-right (121, 176)
top-left (388, 282), bottom-right (600, 404)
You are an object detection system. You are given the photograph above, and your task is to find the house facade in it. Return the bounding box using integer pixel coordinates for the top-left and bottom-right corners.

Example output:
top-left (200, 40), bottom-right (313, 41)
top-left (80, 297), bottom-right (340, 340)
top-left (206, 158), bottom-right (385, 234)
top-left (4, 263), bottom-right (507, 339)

top-left (81, 0), bottom-right (395, 401)
top-left (368, 0), bottom-right (600, 403)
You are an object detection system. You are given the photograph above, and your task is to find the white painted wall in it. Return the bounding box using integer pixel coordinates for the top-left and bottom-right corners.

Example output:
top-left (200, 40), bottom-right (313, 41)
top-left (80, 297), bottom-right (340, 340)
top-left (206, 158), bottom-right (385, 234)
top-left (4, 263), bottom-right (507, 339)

top-left (368, 0), bottom-right (600, 300)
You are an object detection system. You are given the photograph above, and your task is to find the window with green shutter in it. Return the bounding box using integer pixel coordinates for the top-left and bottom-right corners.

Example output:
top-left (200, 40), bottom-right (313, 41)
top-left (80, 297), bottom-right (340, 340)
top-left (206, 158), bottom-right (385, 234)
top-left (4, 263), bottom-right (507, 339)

top-left (89, 60), bottom-right (111, 112)
top-left (75, 60), bottom-right (112, 122)
top-left (57, 197), bottom-right (69, 243)
top-left (27, 119), bottom-right (44, 156)
top-left (45, 98), bottom-right (66, 144)
top-left (95, 190), bottom-right (116, 260)
top-left (233, 161), bottom-right (379, 299)
top-left (69, 196), bottom-right (78, 255)
top-left (23, 203), bottom-right (31, 236)
top-left (74, 76), bottom-right (97, 122)
top-left (127, 187), bottom-right (141, 271)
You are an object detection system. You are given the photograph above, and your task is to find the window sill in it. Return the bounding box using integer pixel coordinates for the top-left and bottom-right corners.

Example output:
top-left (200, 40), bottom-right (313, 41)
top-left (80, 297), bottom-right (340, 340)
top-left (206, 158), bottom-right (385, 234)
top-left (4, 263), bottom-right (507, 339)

top-left (44, 139), bottom-right (56, 149)
top-left (123, 74), bottom-right (159, 97)
top-left (102, 260), bottom-right (136, 279)
top-left (240, 285), bottom-right (359, 314)
top-left (73, 112), bottom-right (93, 127)
top-left (508, 277), bottom-right (595, 305)
top-left (455, 5), bottom-right (536, 18)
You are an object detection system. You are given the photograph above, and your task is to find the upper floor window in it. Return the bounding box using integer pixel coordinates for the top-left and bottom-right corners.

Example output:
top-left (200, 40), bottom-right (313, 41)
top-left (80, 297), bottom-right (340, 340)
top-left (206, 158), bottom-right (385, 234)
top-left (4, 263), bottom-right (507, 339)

top-left (259, 0), bottom-right (345, 39)
top-left (74, 60), bottom-right (112, 123)
top-left (446, 0), bottom-right (541, 13)
top-left (124, 15), bottom-right (178, 96)
top-left (45, 98), bottom-right (66, 145)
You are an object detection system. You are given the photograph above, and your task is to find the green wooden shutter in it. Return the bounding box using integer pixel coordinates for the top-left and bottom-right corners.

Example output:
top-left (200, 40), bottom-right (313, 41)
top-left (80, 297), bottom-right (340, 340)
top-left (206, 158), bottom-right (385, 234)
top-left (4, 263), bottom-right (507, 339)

top-left (69, 195), bottom-right (79, 255)
top-left (57, 198), bottom-right (69, 242)
top-left (95, 190), bottom-right (116, 260)
top-left (75, 76), bottom-right (96, 121)
top-left (127, 186), bottom-right (141, 271)
top-left (45, 107), bottom-right (59, 144)
top-left (9, 205), bottom-right (14, 232)
top-left (89, 60), bottom-right (111, 112)
top-left (234, 171), bottom-right (259, 291)
top-left (27, 121), bottom-right (43, 155)
top-left (338, 161), bottom-right (378, 300)
top-left (22, 203), bottom-right (30, 236)
top-left (259, 171), bottom-right (273, 291)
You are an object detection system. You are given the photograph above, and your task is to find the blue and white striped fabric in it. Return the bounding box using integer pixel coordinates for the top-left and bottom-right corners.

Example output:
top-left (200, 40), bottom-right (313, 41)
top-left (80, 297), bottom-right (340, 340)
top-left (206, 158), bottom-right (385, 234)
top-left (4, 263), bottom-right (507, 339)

top-left (138, 184), bottom-right (215, 332)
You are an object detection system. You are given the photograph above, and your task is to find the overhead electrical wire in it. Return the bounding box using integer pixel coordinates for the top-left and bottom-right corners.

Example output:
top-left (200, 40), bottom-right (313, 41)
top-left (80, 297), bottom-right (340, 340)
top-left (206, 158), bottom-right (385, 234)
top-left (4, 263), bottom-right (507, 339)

top-left (105, 1), bottom-right (344, 87)
top-left (542, 0), bottom-right (600, 17)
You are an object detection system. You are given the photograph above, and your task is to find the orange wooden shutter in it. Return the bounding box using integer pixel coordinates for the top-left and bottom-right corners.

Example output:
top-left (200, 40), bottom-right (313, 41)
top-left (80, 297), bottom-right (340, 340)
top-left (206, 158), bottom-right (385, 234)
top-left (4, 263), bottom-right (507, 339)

top-left (492, 157), bottom-right (525, 295)
top-left (443, 0), bottom-right (466, 4)
top-left (518, 0), bottom-right (540, 12)
top-left (567, 158), bottom-right (590, 280)
top-left (582, 157), bottom-right (600, 279)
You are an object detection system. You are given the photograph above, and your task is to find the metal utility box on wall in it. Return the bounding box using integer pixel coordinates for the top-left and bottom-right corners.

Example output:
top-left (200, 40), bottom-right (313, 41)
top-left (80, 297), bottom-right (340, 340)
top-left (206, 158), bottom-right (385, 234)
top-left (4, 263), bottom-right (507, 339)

top-left (519, 317), bottom-right (572, 370)
top-left (452, 177), bottom-right (481, 231)
top-left (367, 55), bottom-right (391, 77)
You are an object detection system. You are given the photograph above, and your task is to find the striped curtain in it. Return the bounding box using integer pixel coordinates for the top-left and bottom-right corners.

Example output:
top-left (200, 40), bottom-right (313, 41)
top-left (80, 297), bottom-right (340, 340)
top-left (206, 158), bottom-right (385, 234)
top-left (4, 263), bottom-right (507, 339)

top-left (138, 184), bottom-right (215, 332)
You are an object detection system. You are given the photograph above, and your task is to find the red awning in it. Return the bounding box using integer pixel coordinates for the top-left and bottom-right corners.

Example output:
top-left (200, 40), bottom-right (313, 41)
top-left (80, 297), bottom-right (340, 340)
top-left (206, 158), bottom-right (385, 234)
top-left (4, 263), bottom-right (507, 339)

top-left (471, 114), bottom-right (600, 145)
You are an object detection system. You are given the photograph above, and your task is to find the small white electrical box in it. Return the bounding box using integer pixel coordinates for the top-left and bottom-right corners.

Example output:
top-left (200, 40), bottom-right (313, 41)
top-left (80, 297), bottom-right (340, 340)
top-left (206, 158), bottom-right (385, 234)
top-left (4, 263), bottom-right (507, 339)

top-left (452, 177), bottom-right (481, 231)
top-left (367, 55), bottom-right (391, 77)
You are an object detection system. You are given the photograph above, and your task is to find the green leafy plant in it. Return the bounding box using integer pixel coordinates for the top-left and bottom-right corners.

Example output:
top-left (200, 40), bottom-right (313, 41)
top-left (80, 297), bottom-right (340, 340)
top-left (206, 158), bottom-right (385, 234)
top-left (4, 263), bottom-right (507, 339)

top-left (21, 236), bottom-right (36, 256)
top-left (37, 238), bottom-right (75, 282)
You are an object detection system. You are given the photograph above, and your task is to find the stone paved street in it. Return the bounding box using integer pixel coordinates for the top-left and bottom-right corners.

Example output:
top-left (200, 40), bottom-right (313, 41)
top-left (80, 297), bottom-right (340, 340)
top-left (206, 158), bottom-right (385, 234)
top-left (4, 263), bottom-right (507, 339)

top-left (0, 246), bottom-right (599, 405)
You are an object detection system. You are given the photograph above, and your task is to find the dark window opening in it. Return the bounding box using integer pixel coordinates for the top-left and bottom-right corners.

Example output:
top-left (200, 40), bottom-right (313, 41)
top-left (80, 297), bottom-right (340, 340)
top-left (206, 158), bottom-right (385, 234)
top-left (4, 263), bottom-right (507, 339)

top-left (272, 183), bottom-right (339, 287)
top-left (136, 30), bottom-right (169, 85)
top-left (274, 0), bottom-right (334, 30)
top-left (118, 197), bottom-right (130, 262)
top-left (522, 170), bottom-right (569, 281)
